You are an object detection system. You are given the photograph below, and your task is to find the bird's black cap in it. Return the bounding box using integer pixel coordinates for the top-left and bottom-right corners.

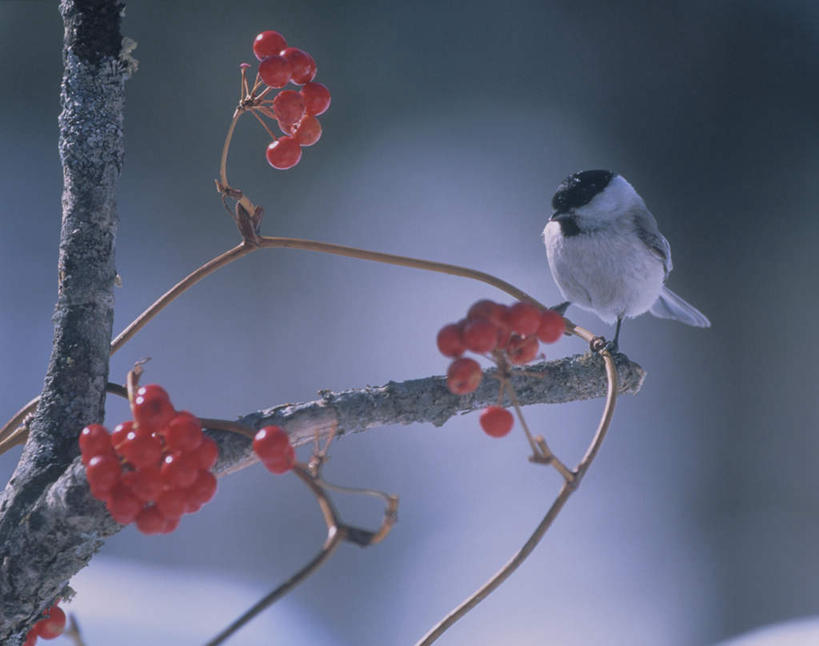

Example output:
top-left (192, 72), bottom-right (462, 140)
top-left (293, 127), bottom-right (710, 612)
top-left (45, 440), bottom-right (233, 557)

top-left (552, 170), bottom-right (614, 212)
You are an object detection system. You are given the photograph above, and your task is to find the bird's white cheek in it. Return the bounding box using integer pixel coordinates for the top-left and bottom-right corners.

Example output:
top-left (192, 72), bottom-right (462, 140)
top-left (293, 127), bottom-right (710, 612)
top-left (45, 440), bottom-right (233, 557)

top-left (542, 221), bottom-right (561, 258)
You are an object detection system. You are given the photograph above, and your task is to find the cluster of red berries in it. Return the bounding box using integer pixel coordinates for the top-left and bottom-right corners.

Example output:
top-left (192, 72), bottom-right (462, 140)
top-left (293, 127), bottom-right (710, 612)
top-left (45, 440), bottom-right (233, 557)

top-left (252, 30), bottom-right (331, 170)
top-left (23, 602), bottom-right (65, 645)
top-left (252, 425), bottom-right (295, 474)
top-left (79, 385), bottom-right (219, 534)
top-left (437, 300), bottom-right (566, 437)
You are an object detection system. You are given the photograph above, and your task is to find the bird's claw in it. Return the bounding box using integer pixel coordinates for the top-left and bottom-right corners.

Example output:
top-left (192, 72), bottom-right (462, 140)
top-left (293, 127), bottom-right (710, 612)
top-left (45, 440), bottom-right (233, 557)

top-left (590, 336), bottom-right (617, 354)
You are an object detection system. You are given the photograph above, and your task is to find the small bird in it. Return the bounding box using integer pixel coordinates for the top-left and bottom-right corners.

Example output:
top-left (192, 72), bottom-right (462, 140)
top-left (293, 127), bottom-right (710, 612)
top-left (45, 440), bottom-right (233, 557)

top-left (542, 170), bottom-right (710, 348)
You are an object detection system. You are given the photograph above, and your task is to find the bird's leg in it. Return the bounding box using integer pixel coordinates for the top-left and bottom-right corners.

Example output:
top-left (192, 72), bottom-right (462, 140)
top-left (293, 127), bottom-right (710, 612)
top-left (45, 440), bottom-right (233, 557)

top-left (609, 317), bottom-right (623, 352)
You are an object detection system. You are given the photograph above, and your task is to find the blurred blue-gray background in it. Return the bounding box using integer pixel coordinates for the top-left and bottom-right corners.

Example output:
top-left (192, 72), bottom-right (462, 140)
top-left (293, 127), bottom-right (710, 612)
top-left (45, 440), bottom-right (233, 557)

top-left (2, 1), bottom-right (818, 644)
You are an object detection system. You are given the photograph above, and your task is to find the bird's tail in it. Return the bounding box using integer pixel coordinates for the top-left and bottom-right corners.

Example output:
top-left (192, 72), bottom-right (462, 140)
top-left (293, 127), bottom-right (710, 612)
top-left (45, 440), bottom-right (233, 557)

top-left (649, 286), bottom-right (711, 328)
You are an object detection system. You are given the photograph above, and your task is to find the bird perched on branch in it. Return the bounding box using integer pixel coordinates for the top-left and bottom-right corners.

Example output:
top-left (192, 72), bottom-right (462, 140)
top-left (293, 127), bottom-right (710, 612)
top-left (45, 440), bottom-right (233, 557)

top-left (543, 170), bottom-right (710, 348)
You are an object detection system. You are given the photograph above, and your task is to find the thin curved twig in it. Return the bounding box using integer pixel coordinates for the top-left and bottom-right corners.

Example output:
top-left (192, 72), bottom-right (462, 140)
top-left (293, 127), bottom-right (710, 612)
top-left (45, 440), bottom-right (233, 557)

top-left (205, 465), bottom-right (345, 646)
top-left (0, 231), bottom-right (553, 452)
top-left (255, 236), bottom-right (540, 306)
top-left (415, 328), bottom-right (618, 645)
top-left (206, 456), bottom-right (400, 644)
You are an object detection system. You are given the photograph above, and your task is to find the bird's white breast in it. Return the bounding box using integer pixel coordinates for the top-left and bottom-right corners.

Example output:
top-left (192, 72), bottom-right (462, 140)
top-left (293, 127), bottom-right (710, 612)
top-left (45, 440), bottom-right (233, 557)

top-left (543, 219), bottom-right (666, 323)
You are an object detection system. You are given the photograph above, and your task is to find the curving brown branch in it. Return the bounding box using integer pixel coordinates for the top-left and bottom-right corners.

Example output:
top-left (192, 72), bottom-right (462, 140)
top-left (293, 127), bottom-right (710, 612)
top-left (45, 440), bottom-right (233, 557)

top-left (416, 333), bottom-right (620, 644)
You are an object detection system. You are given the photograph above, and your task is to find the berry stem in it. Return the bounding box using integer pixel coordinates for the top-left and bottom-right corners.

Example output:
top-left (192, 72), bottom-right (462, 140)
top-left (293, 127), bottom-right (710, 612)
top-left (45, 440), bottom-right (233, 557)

top-left (196, 417), bottom-right (256, 440)
top-left (503, 379), bottom-right (544, 457)
top-left (125, 365), bottom-right (143, 412)
top-left (247, 108), bottom-right (278, 141)
top-left (64, 613), bottom-right (87, 646)
top-left (255, 84), bottom-right (274, 102)
top-left (218, 111), bottom-right (258, 219)
top-left (239, 67), bottom-right (248, 104)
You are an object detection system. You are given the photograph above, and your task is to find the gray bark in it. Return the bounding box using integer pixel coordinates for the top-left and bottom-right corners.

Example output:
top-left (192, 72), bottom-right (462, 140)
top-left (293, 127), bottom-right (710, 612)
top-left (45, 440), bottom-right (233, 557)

top-left (0, 354), bottom-right (643, 641)
top-left (218, 352), bottom-right (644, 473)
top-left (0, 0), bottom-right (126, 641)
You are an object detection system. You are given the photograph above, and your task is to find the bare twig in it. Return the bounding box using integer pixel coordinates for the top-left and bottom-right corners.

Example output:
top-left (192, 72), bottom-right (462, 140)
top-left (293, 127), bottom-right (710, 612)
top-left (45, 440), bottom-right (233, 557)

top-left (416, 332), bottom-right (619, 645)
top-left (207, 456), bottom-right (398, 645)
top-left (64, 613), bottom-right (87, 646)
top-left (205, 465), bottom-right (346, 646)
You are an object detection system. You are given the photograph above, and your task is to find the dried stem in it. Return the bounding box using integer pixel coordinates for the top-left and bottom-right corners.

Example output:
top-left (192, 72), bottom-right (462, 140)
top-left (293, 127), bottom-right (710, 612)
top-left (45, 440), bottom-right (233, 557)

top-left (415, 336), bottom-right (618, 645)
top-left (207, 455), bottom-right (399, 644)
top-left (111, 243), bottom-right (253, 354)
top-left (205, 465), bottom-right (344, 646)
top-left (64, 613), bottom-right (87, 646)
top-left (0, 233), bottom-right (551, 452)
top-left (247, 108), bottom-right (277, 141)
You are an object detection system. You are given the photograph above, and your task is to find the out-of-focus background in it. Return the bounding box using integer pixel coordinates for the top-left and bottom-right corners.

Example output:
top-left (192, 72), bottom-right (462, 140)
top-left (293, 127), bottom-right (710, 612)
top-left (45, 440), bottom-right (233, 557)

top-left (2, 1), bottom-right (818, 644)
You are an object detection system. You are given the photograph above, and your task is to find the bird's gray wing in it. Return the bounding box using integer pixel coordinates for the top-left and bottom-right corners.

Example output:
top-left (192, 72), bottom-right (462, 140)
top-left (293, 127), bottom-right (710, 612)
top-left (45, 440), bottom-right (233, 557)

top-left (631, 207), bottom-right (672, 276)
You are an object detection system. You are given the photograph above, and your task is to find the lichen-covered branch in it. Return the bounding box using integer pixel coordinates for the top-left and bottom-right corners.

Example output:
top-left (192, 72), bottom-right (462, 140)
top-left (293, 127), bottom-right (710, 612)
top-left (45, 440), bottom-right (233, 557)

top-left (0, 0), bottom-right (127, 641)
top-left (216, 352), bottom-right (644, 473)
top-left (0, 326), bottom-right (641, 640)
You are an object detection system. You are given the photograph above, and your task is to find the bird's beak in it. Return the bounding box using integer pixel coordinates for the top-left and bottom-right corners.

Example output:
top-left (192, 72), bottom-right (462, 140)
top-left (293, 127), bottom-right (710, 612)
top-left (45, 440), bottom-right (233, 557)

top-left (549, 211), bottom-right (560, 221)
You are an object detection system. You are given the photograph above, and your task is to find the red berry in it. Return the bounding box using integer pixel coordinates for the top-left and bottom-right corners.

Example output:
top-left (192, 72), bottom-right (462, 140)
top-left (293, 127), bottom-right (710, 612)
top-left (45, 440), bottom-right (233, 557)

top-left (263, 451), bottom-right (295, 474)
top-left (293, 115), bottom-right (322, 146)
top-left (163, 411), bottom-right (203, 453)
top-left (111, 420), bottom-right (134, 449)
top-left (253, 426), bottom-right (296, 474)
top-left (300, 81), bottom-right (330, 115)
top-left (537, 309), bottom-right (566, 344)
top-left (276, 118), bottom-right (295, 136)
top-left (436, 323), bottom-right (465, 357)
top-left (160, 452), bottom-right (199, 489)
top-left (23, 631), bottom-right (37, 646)
top-left (479, 406), bottom-right (514, 438)
top-left (446, 357), bottom-right (482, 394)
top-left (252, 30), bottom-right (287, 61)
top-left (34, 604), bottom-right (66, 639)
top-left (281, 47), bottom-right (316, 84)
top-left (192, 437), bottom-right (219, 470)
top-left (185, 499), bottom-right (203, 515)
top-left (507, 334), bottom-right (539, 364)
top-left (505, 302), bottom-right (543, 336)
top-left (185, 469), bottom-right (218, 506)
top-left (462, 318), bottom-right (498, 353)
top-left (136, 506), bottom-right (167, 535)
top-left (160, 516), bottom-right (180, 534)
top-left (106, 482), bottom-right (141, 524)
top-left (272, 90), bottom-right (306, 126)
top-left (266, 136), bottom-right (302, 169)
top-left (121, 466), bottom-right (162, 502)
top-left (133, 384), bottom-right (175, 433)
top-left (156, 489), bottom-right (187, 519)
top-left (118, 431), bottom-right (163, 469)
top-left (495, 325), bottom-right (511, 350)
top-left (467, 300), bottom-right (508, 328)
top-left (78, 424), bottom-right (112, 463)
top-left (86, 454), bottom-right (121, 496)
top-left (258, 55), bottom-right (292, 88)
top-left (253, 426), bottom-right (293, 463)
